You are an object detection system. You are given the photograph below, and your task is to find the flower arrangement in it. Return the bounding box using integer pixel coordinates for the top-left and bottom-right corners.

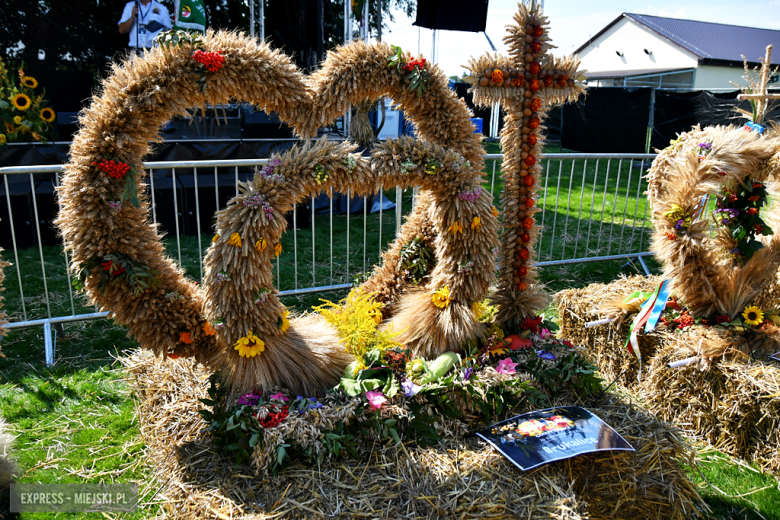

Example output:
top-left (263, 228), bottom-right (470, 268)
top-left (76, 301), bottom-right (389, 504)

top-left (260, 158), bottom-right (286, 181)
top-left (657, 301), bottom-right (778, 335)
top-left (0, 58), bottom-right (57, 145)
top-left (73, 253), bottom-right (160, 297)
top-left (424, 159), bottom-right (440, 175)
top-left (714, 180), bottom-right (772, 261)
top-left (387, 45), bottom-right (430, 96)
top-left (313, 164), bottom-right (328, 185)
top-left (234, 331), bottom-right (264, 358)
top-left (243, 191), bottom-right (274, 221)
top-left (400, 160), bottom-right (416, 174)
top-left (457, 188), bottom-right (481, 202)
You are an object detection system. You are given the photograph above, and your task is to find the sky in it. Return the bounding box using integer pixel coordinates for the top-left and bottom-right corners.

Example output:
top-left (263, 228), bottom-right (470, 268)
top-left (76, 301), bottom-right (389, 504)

top-left (378, 0), bottom-right (780, 77)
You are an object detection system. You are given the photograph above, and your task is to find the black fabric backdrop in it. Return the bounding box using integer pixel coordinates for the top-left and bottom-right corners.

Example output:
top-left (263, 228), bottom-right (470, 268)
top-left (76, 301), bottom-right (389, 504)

top-left (562, 88), bottom-right (652, 153)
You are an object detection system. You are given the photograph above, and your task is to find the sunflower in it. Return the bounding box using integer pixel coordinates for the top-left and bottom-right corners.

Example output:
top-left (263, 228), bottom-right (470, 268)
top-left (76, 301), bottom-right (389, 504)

top-left (11, 93), bottom-right (31, 111)
top-left (5, 123), bottom-right (14, 133)
top-left (448, 220), bottom-right (464, 234)
top-left (274, 242), bottom-right (282, 257)
top-left (40, 107), bottom-right (55, 122)
top-left (21, 76), bottom-right (38, 89)
top-left (0, 134), bottom-right (6, 145)
top-left (432, 286), bottom-right (452, 309)
top-left (13, 116), bottom-right (22, 124)
top-left (234, 331), bottom-right (265, 357)
top-left (742, 305), bottom-right (764, 326)
top-left (278, 310), bottom-right (290, 333)
top-left (228, 232), bottom-right (242, 247)
top-left (471, 216), bottom-right (482, 230)
top-left (255, 237), bottom-right (267, 252)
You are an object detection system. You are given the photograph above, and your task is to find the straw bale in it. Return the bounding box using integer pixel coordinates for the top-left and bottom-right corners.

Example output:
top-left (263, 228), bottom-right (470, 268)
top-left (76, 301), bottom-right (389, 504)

top-left (557, 275), bottom-right (780, 473)
top-left (555, 275), bottom-right (663, 385)
top-left (124, 349), bottom-right (704, 519)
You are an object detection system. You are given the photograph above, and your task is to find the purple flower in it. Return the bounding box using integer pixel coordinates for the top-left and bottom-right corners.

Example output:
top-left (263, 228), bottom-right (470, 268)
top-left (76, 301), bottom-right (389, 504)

top-left (108, 200), bottom-right (122, 212)
top-left (721, 218), bottom-right (730, 226)
top-left (296, 396), bottom-right (324, 414)
top-left (462, 367), bottom-right (473, 381)
top-left (698, 142), bottom-right (712, 150)
top-left (215, 272), bottom-right (231, 283)
top-left (729, 248), bottom-right (741, 255)
top-left (238, 392), bottom-right (262, 406)
top-left (269, 392), bottom-right (289, 401)
top-left (401, 379), bottom-right (421, 397)
top-left (536, 349), bottom-right (556, 361)
top-left (675, 219), bottom-right (685, 230)
top-left (457, 188), bottom-right (481, 202)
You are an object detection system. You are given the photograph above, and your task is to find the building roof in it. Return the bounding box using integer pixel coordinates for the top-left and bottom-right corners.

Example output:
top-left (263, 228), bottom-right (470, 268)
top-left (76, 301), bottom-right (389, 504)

top-left (575, 13), bottom-right (780, 65)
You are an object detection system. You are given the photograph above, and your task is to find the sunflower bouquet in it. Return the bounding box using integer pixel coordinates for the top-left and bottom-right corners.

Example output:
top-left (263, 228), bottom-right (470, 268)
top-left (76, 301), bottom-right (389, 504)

top-left (0, 57), bottom-right (57, 146)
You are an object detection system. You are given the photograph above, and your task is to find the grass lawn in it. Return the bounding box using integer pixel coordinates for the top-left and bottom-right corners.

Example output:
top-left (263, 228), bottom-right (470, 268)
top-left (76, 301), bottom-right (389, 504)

top-left (1, 143), bottom-right (778, 518)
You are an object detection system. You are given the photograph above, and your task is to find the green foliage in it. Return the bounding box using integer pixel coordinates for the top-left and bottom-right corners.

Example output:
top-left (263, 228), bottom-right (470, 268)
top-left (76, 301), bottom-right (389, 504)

top-left (398, 236), bottom-right (433, 284)
top-left (74, 252), bottom-right (161, 297)
top-left (198, 375), bottom-right (262, 464)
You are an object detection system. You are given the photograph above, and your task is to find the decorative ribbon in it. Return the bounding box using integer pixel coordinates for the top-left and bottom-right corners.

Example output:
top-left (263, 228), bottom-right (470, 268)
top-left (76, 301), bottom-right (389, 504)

top-left (744, 121), bottom-right (765, 134)
top-left (623, 280), bottom-right (671, 381)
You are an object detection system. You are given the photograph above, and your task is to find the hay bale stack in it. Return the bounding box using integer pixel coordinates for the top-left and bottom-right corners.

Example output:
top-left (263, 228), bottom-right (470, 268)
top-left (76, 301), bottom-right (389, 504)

top-left (123, 350), bottom-right (704, 519)
top-left (555, 275), bottom-right (663, 384)
top-left (557, 275), bottom-right (780, 473)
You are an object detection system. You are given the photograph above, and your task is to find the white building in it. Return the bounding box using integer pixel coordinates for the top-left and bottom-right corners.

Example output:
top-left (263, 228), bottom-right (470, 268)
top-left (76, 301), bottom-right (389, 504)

top-left (575, 14), bottom-right (780, 90)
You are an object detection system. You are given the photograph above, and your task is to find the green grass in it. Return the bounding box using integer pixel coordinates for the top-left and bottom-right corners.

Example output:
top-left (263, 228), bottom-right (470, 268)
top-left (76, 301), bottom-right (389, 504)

top-left (1, 143), bottom-right (777, 518)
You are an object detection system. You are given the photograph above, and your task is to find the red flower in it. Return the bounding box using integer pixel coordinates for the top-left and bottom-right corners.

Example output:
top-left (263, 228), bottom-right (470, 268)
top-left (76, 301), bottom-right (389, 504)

top-left (665, 231), bottom-right (676, 240)
top-left (716, 314), bottom-right (730, 324)
top-left (527, 134), bottom-right (537, 146)
top-left (528, 116), bottom-right (540, 129)
top-left (491, 69), bottom-right (504, 84)
top-left (525, 198), bottom-right (535, 208)
top-left (747, 207), bottom-right (758, 215)
top-left (529, 62), bottom-right (541, 76)
top-left (520, 315), bottom-right (543, 332)
top-left (518, 265), bottom-right (528, 277)
top-left (529, 78), bottom-right (540, 92)
top-left (729, 194), bottom-right (738, 203)
top-left (523, 217), bottom-right (535, 229)
top-left (532, 25), bottom-right (544, 38)
top-left (519, 247), bottom-right (530, 260)
top-left (530, 41), bottom-right (541, 54)
top-left (518, 281), bottom-right (527, 291)
top-left (556, 76), bottom-right (567, 87)
top-left (179, 332), bottom-right (193, 344)
top-left (755, 224), bottom-right (764, 233)
top-left (543, 75), bottom-right (553, 86)
top-left (523, 175), bottom-right (535, 187)
top-left (520, 232), bottom-right (531, 243)
top-left (753, 182), bottom-right (764, 189)
top-left (530, 98), bottom-right (542, 112)
top-left (513, 77), bottom-right (525, 87)
top-left (748, 195), bottom-right (760, 202)
top-left (192, 50), bottom-right (225, 73)
top-left (524, 155), bottom-right (536, 166)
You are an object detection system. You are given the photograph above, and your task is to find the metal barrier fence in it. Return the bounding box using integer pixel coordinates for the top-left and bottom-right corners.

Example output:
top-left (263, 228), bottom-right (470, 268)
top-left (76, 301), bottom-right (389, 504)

top-left (0, 152), bottom-right (656, 364)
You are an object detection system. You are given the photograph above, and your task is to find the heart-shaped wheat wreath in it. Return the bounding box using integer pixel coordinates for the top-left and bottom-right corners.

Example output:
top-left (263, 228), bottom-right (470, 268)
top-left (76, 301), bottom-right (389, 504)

top-left (56, 31), bottom-right (502, 398)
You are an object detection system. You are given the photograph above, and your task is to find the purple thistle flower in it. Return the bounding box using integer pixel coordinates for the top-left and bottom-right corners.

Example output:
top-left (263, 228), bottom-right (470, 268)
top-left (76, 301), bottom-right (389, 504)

top-left (238, 392), bottom-right (262, 406)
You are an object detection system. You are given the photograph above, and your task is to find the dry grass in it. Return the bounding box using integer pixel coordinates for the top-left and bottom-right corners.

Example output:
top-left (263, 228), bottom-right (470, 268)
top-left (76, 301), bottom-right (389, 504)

top-left (123, 349), bottom-right (704, 520)
top-left (556, 275), bottom-right (780, 474)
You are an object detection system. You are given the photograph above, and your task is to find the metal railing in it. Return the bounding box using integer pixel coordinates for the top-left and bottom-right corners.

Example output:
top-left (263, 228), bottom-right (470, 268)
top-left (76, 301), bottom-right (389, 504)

top-left (0, 152), bottom-right (657, 364)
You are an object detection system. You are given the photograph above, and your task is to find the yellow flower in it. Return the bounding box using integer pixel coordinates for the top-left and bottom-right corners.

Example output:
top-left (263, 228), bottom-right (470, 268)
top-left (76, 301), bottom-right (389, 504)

top-left (448, 220), bottom-right (464, 234)
top-left (432, 286), bottom-right (452, 309)
top-left (742, 305), bottom-right (764, 327)
top-left (471, 300), bottom-right (487, 319)
top-left (228, 232), bottom-right (242, 247)
top-left (40, 107), bottom-right (55, 122)
top-left (256, 237), bottom-right (267, 252)
top-left (13, 116), bottom-right (22, 125)
top-left (471, 216), bottom-right (482, 230)
top-left (11, 93), bottom-right (31, 111)
top-left (279, 310), bottom-right (290, 333)
top-left (369, 307), bottom-right (383, 325)
top-left (32, 132), bottom-right (41, 141)
top-left (212, 234), bottom-right (219, 243)
top-left (21, 76), bottom-right (38, 88)
top-left (0, 134), bottom-right (5, 145)
top-left (4, 123), bottom-right (14, 133)
top-left (274, 242), bottom-right (282, 257)
top-left (234, 331), bottom-right (265, 357)
top-left (491, 206), bottom-right (499, 217)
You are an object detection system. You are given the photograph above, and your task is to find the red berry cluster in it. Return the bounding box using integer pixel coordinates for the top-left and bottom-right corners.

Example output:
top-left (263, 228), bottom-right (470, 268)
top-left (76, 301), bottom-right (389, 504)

top-left (402, 57), bottom-right (426, 73)
top-left (674, 311), bottom-right (695, 329)
top-left (259, 405), bottom-right (289, 428)
top-left (715, 314), bottom-right (731, 324)
top-left (519, 315), bottom-right (543, 333)
top-left (101, 261), bottom-right (126, 276)
top-left (93, 159), bottom-right (130, 179)
top-left (192, 50), bottom-right (225, 72)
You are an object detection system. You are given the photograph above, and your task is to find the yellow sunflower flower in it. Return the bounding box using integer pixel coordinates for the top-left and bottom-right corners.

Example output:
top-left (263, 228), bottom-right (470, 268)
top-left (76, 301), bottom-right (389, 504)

top-left (471, 216), bottom-right (482, 230)
top-left (21, 76), bottom-right (38, 89)
top-left (234, 331), bottom-right (265, 357)
top-left (4, 123), bottom-right (14, 133)
top-left (279, 310), bottom-right (290, 333)
top-left (40, 107), bottom-right (55, 122)
top-left (448, 220), bottom-right (464, 234)
top-left (274, 242), bottom-right (282, 257)
top-left (11, 93), bottom-right (31, 111)
top-left (256, 237), bottom-right (267, 252)
top-left (13, 116), bottom-right (22, 125)
top-left (742, 305), bottom-right (764, 327)
top-left (0, 134), bottom-right (6, 145)
top-left (432, 286), bottom-right (452, 309)
top-left (228, 232), bottom-right (242, 247)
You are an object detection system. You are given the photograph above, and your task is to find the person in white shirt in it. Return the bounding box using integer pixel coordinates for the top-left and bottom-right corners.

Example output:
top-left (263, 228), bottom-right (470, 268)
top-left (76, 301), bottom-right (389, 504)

top-left (118, 0), bottom-right (172, 53)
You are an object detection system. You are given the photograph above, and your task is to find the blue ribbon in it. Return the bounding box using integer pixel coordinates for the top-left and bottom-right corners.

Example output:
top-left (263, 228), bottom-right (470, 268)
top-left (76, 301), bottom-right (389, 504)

top-left (645, 279), bottom-right (672, 332)
top-left (745, 121), bottom-right (765, 134)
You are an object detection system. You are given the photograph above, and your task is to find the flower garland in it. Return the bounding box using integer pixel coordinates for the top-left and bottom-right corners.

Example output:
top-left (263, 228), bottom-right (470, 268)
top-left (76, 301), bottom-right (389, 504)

top-left (387, 45), bottom-right (430, 96)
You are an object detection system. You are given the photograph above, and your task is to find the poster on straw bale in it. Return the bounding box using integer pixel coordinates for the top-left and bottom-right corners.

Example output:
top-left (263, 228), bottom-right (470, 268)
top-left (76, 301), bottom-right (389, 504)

top-left (476, 406), bottom-right (634, 471)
